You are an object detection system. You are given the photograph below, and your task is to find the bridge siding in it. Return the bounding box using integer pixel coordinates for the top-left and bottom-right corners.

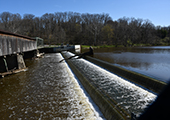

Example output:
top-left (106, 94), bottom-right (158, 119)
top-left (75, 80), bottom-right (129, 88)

top-left (0, 32), bottom-right (37, 56)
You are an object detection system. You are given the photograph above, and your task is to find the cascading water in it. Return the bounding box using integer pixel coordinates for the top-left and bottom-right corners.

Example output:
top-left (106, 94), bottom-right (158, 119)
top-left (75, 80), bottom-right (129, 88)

top-left (63, 52), bottom-right (157, 116)
top-left (0, 53), bottom-right (104, 119)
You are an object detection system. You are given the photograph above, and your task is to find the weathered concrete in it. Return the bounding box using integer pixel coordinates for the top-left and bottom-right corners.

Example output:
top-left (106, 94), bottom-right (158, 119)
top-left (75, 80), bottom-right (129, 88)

top-left (39, 46), bottom-right (75, 53)
top-left (61, 53), bottom-right (129, 120)
top-left (84, 56), bottom-right (167, 94)
top-left (75, 45), bottom-right (81, 53)
top-left (17, 55), bottom-right (26, 70)
top-left (0, 54), bottom-right (27, 78)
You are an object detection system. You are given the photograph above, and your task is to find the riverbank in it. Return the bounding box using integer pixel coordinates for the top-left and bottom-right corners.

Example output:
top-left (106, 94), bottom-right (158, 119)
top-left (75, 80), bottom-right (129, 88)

top-left (81, 44), bottom-right (170, 49)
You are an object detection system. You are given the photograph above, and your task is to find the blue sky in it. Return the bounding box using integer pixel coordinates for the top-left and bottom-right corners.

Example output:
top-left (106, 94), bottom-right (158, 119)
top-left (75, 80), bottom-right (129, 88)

top-left (0, 0), bottom-right (170, 26)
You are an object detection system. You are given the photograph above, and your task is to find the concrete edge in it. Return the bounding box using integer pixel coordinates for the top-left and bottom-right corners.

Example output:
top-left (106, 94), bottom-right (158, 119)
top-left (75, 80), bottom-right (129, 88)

top-left (61, 53), bottom-right (128, 120)
top-left (0, 68), bottom-right (27, 78)
top-left (84, 56), bottom-right (167, 94)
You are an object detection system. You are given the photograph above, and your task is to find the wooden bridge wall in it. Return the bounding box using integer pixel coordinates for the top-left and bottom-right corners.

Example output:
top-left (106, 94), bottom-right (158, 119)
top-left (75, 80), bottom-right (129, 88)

top-left (0, 30), bottom-right (37, 56)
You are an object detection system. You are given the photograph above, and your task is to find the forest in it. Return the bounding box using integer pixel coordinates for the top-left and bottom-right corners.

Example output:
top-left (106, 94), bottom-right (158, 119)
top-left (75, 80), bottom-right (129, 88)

top-left (0, 11), bottom-right (170, 47)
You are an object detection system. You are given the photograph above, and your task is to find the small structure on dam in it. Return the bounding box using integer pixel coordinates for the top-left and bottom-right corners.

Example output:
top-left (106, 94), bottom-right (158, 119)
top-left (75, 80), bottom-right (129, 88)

top-left (0, 30), bottom-right (41, 77)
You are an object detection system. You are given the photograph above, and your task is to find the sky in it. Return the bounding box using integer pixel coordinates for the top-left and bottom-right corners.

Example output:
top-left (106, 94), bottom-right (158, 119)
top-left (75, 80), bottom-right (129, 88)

top-left (0, 0), bottom-right (170, 26)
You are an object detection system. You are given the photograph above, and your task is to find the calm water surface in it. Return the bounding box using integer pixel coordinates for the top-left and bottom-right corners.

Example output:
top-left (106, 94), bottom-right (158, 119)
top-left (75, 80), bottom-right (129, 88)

top-left (0, 53), bottom-right (104, 119)
top-left (92, 46), bottom-right (170, 82)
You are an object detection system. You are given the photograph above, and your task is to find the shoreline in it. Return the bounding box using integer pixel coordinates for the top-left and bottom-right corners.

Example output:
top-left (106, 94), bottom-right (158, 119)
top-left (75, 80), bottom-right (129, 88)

top-left (81, 44), bottom-right (170, 49)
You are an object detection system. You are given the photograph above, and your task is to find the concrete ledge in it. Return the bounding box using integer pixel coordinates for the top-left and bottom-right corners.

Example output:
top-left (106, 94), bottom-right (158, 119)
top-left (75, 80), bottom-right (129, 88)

top-left (85, 56), bottom-right (167, 94)
top-left (0, 68), bottom-right (27, 78)
top-left (39, 46), bottom-right (75, 53)
top-left (61, 53), bottom-right (129, 120)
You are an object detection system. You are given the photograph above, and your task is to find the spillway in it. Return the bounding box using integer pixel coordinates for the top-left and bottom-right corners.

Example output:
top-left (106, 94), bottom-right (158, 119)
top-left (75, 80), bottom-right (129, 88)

top-left (0, 53), bottom-right (104, 119)
top-left (62, 52), bottom-right (157, 117)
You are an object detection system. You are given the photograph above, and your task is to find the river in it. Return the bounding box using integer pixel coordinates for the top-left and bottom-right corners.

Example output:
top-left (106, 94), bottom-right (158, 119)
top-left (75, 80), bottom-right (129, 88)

top-left (90, 46), bottom-right (170, 83)
top-left (0, 47), bottom-right (162, 119)
top-left (0, 53), bottom-right (104, 119)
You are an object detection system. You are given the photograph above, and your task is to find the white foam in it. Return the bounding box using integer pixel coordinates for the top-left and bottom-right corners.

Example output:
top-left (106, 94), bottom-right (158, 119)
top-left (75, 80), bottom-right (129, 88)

top-left (59, 53), bottom-right (105, 120)
top-left (64, 52), bottom-right (157, 116)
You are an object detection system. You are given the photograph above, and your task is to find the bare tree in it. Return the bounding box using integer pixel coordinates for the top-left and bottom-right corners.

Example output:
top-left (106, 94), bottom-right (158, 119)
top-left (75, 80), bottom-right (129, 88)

top-left (117, 17), bottom-right (130, 47)
top-left (128, 18), bottom-right (143, 45)
top-left (21, 14), bottom-right (35, 36)
top-left (0, 12), bottom-right (12, 30)
top-left (0, 11), bottom-right (169, 46)
top-left (141, 19), bottom-right (155, 44)
top-left (9, 13), bottom-right (22, 33)
top-left (81, 13), bottom-right (112, 45)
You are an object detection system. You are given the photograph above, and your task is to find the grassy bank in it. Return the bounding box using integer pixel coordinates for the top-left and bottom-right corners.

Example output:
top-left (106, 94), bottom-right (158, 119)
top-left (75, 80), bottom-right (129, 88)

top-left (81, 45), bottom-right (123, 49)
top-left (81, 44), bottom-right (170, 49)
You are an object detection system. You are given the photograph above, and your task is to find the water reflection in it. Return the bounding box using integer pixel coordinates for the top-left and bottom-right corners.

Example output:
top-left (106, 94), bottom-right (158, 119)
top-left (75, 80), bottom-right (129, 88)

top-left (0, 53), bottom-right (103, 119)
top-left (92, 46), bottom-right (170, 82)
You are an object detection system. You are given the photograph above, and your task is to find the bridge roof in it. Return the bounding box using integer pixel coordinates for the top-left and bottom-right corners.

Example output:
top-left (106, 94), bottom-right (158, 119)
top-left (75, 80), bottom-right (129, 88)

top-left (0, 29), bottom-right (36, 41)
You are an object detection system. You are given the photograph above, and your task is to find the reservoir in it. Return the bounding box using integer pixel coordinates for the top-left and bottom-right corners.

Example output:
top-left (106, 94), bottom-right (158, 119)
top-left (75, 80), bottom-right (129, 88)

top-left (0, 53), bottom-right (104, 119)
top-left (91, 46), bottom-right (170, 83)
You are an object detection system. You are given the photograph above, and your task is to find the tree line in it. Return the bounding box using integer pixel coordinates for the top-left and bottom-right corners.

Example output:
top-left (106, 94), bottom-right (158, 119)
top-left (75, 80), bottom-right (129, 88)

top-left (0, 11), bottom-right (170, 46)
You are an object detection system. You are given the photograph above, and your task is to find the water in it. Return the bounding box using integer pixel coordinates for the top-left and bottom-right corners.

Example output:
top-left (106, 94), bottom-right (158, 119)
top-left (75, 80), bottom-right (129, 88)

top-left (64, 52), bottom-right (156, 116)
top-left (0, 53), bottom-right (104, 119)
top-left (91, 46), bottom-right (170, 82)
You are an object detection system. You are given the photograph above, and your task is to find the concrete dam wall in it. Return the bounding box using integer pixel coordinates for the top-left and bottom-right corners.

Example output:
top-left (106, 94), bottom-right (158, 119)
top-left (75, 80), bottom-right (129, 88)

top-left (61, 52), bottom-right (158, 120)
top-left (84, 56), bottom-right (167, 94)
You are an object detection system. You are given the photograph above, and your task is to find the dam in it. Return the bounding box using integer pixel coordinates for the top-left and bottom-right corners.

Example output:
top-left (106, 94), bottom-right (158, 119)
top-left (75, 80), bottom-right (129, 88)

top-left (62, 52), bottom-right (157, 119)
top-left (0, 30), bottom-right (168, 119)
top-left (0, 51), bottom-right (160, 119)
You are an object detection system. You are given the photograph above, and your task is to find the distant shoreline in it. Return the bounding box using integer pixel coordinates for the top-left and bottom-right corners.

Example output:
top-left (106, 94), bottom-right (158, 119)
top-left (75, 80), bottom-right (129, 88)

top-left (81, 44), bottom-right (170, 49)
